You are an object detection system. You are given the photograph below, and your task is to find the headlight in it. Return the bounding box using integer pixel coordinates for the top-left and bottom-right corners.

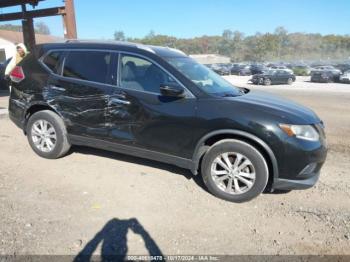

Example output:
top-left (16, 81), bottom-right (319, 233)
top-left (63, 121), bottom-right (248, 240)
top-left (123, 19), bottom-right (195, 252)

top-left (279, 124), bottom-right (320, 141)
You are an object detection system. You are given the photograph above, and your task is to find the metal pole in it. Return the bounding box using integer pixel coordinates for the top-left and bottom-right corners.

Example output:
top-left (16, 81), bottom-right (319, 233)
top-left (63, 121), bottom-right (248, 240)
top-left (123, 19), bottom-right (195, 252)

top-left (63, 0), bottom-right (77, 39)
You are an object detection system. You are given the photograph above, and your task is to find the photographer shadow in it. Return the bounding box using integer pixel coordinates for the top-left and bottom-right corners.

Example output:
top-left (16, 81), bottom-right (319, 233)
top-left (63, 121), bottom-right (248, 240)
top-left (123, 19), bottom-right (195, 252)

top-left (74, 218), bottom-right (164, 262)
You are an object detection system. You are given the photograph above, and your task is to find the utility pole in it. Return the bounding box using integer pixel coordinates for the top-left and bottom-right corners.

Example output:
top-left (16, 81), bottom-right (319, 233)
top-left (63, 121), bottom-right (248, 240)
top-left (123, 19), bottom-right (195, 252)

top-left (63, 0), bottom-right (77, 39)
top-left (21, 4), bottom-right (36, 51)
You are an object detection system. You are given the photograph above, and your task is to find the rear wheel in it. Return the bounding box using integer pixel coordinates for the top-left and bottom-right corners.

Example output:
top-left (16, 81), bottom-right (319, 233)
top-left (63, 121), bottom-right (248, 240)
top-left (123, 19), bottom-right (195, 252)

top-left (201, 139), bottom-right (269, 202)
top-left (263, 78), bottom-right (271, 85)
top-left (26, 110), bottom-right (71, 159)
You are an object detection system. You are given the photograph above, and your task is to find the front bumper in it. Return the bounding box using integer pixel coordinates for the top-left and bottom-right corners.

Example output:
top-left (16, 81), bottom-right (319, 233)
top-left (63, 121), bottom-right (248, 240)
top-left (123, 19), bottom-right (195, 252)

top-left (271, 124), bottom-right (327, 190)
top-left (273, 172), bottom-right (320, 190)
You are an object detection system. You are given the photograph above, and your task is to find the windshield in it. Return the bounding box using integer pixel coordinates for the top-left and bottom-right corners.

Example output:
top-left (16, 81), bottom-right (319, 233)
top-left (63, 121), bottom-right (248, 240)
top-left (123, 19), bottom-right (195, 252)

top-left (166, 57), bottom-right (244, 97)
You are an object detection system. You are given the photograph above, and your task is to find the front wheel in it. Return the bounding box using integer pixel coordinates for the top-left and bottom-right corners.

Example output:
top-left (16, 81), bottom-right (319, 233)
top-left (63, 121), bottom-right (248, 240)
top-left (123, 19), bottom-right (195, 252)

top-left (26, 110), bottom-right (71, 159)
top-left (263, 78), bottom-right (271, 85)
top-left (201, 139), bottom-right (269, 202)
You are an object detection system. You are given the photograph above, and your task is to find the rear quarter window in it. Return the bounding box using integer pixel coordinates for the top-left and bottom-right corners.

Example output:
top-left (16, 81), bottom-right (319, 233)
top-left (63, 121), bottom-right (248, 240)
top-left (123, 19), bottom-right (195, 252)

top-left (42, 51), bottom-right (63, 74)
top-left (63, 51), bottom-right (112, 84)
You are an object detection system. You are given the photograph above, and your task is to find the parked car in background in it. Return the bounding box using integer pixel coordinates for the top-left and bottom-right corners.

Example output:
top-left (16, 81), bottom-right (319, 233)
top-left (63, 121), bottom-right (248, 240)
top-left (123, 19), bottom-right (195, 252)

top-left (0, 58), bottom-right (11, 90)
top-left (311, 66), bottom-right (341, 82)
top-left (7, 41), bottom-right (327, 203)
top-left (251, 69), bottom-right (296, 85)
top-left (310, 66), bottom-right (341, 83)
top-left (250, 64), bottom-right (267, 75)
top-left (292, 65), bottom-right (312, 76)
top-left (311, 71), bottom-right (336, 83)
top-left (211, 63), bottom-right (231, 75)
top-left (339, 70), bottom-right (350, 83)
top-left (268, 65), bottom-right (294, 74)
top-left (335, 64), bottom-right (350, 74)
top-left (230, 64), bottom-right (251, 76)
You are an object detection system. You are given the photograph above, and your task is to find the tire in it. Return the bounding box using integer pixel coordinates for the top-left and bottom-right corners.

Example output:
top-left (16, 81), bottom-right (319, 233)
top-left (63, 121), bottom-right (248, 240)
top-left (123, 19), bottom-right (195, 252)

top-left (287, 77), bottom-right (293, 85)
top-left (263, 78), bottom-right (271, 85)
top-left (26, 110), bottom-right (71, 159)
top-left (201, 139), bottom-right (269, 203)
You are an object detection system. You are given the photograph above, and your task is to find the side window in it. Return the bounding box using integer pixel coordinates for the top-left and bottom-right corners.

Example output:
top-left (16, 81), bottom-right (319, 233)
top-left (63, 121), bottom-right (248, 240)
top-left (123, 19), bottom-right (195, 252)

top-left (120, 54), bottom-right (176, 93)
top-left (43, 51), bottom-right (63, 74)
top-left (63, 51), bottom-right (111, 84)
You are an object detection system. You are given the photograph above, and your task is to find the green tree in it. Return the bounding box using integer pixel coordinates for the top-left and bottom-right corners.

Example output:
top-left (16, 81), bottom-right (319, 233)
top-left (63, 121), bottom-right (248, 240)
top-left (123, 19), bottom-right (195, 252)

top-left (114, 30), bottom-right (126, 41)
top-left (35, 22), bottom-right (50, 35)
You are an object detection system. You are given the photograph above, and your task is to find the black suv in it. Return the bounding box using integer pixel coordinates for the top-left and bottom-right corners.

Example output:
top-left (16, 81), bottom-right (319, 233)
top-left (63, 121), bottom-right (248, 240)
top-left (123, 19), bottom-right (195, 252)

top-left (251, 69), bottom-right (296, 85)
top-left (8, 41), bottom-right (327, 202)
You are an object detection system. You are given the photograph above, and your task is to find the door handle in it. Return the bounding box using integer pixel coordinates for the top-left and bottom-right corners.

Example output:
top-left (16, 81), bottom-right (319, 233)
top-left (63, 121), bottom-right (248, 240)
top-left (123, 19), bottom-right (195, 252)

top-left (49, 85), bottom-right (66, 92)
top-left (109, 97), bottom-right (131, 106)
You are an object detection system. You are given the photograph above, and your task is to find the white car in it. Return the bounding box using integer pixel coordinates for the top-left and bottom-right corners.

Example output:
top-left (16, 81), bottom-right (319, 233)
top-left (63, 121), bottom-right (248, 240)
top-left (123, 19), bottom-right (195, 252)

top-left (340, 70), bottom-right (350, 83)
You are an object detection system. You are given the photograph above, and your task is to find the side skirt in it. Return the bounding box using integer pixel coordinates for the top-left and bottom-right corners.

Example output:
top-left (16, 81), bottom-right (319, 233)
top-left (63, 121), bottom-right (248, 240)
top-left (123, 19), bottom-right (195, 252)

top-left (68, 135), bottom-right (196, 172)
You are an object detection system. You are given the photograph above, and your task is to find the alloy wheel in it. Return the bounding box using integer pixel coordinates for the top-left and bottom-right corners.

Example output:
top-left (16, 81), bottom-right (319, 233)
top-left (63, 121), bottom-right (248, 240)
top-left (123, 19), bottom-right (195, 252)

top-left (210, 152), bottom-right (256, 195)
top-left (31, 120), bottom-right (57, 153)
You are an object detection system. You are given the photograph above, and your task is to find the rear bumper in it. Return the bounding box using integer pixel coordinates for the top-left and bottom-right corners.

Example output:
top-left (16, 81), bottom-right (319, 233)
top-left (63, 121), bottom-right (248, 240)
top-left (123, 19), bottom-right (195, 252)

top-left (9, 111), bottom-right (24, 130)
top-left (273, 172), bottom-right (320, 190)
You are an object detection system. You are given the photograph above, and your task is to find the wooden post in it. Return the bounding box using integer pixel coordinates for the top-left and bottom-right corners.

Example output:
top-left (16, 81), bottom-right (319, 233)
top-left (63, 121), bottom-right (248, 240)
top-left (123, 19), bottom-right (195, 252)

top-left (63, 0), bottom-right (77, 39)
top-left (21, 4), bottom-right (36, 51)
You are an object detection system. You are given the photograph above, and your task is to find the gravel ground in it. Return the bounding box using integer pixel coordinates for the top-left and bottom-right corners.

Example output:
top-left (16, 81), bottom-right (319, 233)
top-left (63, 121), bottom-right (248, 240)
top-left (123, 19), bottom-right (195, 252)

top-left (0, 77), bottom-right (349, 257)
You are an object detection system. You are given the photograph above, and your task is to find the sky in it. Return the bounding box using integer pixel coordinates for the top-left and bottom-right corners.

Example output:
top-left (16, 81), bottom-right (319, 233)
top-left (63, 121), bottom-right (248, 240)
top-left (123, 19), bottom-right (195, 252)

top-left (0, 0), bottom-right (349, 39)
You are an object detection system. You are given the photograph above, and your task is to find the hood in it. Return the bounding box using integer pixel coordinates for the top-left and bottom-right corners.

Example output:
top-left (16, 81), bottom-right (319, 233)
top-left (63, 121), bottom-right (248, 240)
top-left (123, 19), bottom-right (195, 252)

top-left (233, 90), bottom-right (321, 124)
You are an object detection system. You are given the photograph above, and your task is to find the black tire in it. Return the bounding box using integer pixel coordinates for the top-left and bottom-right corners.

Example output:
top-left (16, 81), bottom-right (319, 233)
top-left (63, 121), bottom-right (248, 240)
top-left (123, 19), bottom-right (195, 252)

top-left (26, 110), bottom-right (71, 159)
top-left (201, 139), bottom-right (269, 203)
top-left (263, 78), bottom-right (271, 86)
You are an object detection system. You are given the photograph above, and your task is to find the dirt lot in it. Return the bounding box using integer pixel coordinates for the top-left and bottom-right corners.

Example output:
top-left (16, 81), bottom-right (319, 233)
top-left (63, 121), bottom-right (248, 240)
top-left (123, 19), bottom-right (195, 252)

top-left (0, 77), bottom-right (350, 257)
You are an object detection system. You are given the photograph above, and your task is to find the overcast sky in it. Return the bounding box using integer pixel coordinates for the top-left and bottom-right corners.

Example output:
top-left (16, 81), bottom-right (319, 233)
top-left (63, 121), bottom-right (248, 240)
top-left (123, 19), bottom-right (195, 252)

top-left (1, 0), bottom-right (349, 38)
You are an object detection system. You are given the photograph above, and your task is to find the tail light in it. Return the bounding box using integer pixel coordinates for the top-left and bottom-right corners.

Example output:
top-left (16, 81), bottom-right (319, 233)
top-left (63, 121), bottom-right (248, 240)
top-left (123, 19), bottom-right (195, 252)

top-left (10, 66), bottom-right (25, 83)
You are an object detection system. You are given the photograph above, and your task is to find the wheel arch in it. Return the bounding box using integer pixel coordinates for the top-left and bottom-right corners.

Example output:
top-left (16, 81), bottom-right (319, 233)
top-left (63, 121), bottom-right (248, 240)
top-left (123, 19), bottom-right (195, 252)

top-left (192, 130), bottom-right (278, 188)
top-left (23, 102), bottom-right (62, 134)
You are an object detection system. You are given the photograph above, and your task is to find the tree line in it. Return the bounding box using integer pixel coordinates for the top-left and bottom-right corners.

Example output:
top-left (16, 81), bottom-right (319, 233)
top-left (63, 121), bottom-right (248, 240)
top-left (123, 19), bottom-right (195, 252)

top-left (114, 27), bottom-right (350, 62)
top-left (0, 22), bottom-right (50, 35)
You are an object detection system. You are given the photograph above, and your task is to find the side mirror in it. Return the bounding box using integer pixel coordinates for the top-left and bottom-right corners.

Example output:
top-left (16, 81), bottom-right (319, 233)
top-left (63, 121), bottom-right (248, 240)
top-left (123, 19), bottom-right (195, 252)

top-left (160, 83), bottom-right (185, 97)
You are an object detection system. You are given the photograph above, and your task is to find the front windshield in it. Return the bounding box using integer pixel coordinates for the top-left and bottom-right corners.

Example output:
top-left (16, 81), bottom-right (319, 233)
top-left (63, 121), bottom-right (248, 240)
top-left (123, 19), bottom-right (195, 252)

top-left (166, 57), bottom-right (244, 97)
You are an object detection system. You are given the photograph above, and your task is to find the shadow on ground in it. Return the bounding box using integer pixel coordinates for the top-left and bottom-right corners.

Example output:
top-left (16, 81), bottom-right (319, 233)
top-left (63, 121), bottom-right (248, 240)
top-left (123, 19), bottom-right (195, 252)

top-left (74, 218), bottom-right (164, 262)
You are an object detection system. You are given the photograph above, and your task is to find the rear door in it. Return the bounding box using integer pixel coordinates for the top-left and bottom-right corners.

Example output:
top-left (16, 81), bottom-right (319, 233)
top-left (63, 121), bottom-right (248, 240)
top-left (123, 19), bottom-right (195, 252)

top-left (45, 50), bottom-right (113, 139)
top-left (274, 70), bottom-right (285, 83)
top-left (106, 53), bottom-right (197, 159)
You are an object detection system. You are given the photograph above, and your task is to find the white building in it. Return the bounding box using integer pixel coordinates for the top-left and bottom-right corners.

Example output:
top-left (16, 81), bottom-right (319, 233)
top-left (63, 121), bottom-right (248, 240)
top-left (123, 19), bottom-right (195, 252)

top-left (0, 38), bottom-right (16, 62)
top-left (189, 54), bottom-right (231, 65)
top-left (0, 29), bottom-right (61, 62)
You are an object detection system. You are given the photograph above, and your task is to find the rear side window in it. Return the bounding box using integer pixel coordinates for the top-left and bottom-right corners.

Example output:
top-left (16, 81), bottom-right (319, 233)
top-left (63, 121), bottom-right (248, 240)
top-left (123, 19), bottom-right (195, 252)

top-left (42, 51), bottom-right (63, 74)
top-left (63, 51), bottom-right (111, 84)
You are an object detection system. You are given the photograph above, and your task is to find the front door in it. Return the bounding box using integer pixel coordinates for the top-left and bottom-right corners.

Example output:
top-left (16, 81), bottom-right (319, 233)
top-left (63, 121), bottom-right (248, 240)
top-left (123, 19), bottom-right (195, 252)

top-left (46, 50), bottom-right (113, 139)
top-left (107, 53), bottom-right (196, 159)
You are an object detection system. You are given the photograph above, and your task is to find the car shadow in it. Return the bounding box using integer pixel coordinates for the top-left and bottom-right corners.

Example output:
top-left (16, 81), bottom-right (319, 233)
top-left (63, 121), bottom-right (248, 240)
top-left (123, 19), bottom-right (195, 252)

top-left (71, 145), bottom-right (208, 193)
top-left (74, 218), bottom-right (164, 262)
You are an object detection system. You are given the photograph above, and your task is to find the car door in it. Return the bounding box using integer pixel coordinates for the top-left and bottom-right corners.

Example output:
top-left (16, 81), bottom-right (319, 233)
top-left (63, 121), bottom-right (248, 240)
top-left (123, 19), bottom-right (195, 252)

top-left (272, 70), bottom-right (283, 84)
top-left (45, 50), bottom-right (113, 139)
top-left (106, 53), bottom-right (197, 159)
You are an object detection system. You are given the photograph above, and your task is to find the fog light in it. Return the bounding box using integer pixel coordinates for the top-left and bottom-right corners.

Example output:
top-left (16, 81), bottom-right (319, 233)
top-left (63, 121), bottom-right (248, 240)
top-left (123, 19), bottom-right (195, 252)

top-left (299, 163), bottom-right (317, 176)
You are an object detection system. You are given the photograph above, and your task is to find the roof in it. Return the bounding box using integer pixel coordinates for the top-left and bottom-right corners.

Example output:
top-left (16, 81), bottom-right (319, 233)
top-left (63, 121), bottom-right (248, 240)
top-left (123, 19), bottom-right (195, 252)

top-left (0, 29), bottom-right (61, 44)
top-left (39, 40), bottom-right (188, 58)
